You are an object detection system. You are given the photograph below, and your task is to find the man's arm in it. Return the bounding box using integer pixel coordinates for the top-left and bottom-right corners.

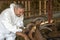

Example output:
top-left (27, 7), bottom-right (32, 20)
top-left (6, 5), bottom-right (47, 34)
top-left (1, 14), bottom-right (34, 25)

top-left (16, 15), bottom-right (25, 29)
top-left (1, 12), bottom-right (22, 33)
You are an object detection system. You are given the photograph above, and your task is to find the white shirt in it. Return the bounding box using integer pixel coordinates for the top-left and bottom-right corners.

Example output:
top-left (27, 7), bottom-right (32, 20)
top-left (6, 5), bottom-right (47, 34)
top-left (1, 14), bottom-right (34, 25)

top-left (0, 3), bottom-right (24, 33)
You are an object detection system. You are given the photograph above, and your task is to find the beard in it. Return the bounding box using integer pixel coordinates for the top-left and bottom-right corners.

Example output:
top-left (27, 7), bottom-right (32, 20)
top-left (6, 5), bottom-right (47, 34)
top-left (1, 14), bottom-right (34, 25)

top-left (16, 13), bottom-right (23, 17)
top-left (16, 14), bottom-right (21, 17)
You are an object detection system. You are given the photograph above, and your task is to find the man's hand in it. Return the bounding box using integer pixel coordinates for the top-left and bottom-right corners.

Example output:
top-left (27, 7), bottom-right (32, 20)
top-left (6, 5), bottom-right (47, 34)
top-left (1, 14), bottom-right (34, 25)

top-left (16, 32), bottom-right (29, 40)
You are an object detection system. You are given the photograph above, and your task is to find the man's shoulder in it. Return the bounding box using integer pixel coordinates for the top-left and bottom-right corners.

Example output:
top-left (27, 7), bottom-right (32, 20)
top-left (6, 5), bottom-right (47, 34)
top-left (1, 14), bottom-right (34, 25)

top-left (0, 8), bottom-right (12, 17)
top-left (1, 8), bottom-right (11, 14)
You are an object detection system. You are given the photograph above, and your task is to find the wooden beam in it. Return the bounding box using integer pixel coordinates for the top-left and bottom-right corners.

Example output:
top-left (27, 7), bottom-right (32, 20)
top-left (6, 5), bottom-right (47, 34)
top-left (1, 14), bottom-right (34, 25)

top-left (0, 0), bottom-right (31, 1)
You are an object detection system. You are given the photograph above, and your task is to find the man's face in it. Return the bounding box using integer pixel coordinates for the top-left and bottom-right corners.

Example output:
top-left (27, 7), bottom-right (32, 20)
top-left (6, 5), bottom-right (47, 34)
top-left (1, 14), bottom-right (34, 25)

top-left (15, 8), bottom-right (24, 17)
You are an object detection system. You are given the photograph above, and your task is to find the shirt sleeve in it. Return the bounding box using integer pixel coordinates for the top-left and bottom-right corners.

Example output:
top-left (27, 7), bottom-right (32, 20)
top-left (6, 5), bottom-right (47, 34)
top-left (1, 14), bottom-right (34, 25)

top-left (16, 15), bottom-right (24, 27)
top-left (1, 12), bottom-right (22, 33)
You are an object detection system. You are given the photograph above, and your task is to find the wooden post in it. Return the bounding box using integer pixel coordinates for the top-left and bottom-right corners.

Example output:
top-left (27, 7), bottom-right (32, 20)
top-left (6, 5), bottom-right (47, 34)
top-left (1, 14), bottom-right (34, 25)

top-left (44, 0), bottom-right (46, 15)
top-left (39, 0), bottom-right (41, 15)
top-left (48, 0), bottom-right (52, 23)
top-left (28, 1), bottom-right (31, 17)
top-left (18, 1), bottom-right (20, 4)
top-left (25, 1), bottom-right (28, 18)
top-left (21, 1), bottom-right (24, 4)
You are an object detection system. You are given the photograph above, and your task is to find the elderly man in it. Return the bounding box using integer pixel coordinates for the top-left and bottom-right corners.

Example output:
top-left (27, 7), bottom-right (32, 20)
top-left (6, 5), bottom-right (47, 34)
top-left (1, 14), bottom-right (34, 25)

top-left (0, 3), bottom-right (28, 40)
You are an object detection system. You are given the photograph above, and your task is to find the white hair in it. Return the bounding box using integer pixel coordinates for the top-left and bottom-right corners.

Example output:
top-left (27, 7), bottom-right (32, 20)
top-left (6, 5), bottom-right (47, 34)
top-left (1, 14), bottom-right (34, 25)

top-left (10, 3), bottom-right (24, 10)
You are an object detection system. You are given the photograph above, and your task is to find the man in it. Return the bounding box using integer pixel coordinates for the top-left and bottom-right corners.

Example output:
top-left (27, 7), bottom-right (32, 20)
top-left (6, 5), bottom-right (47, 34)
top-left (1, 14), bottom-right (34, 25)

top-left (0, 3), bottom-right (28, 40)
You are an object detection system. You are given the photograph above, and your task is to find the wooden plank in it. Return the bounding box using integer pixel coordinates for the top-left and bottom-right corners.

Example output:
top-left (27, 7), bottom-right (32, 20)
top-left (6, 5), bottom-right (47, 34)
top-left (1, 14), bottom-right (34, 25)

top-left (0, 0), bottom-right (31, 1)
